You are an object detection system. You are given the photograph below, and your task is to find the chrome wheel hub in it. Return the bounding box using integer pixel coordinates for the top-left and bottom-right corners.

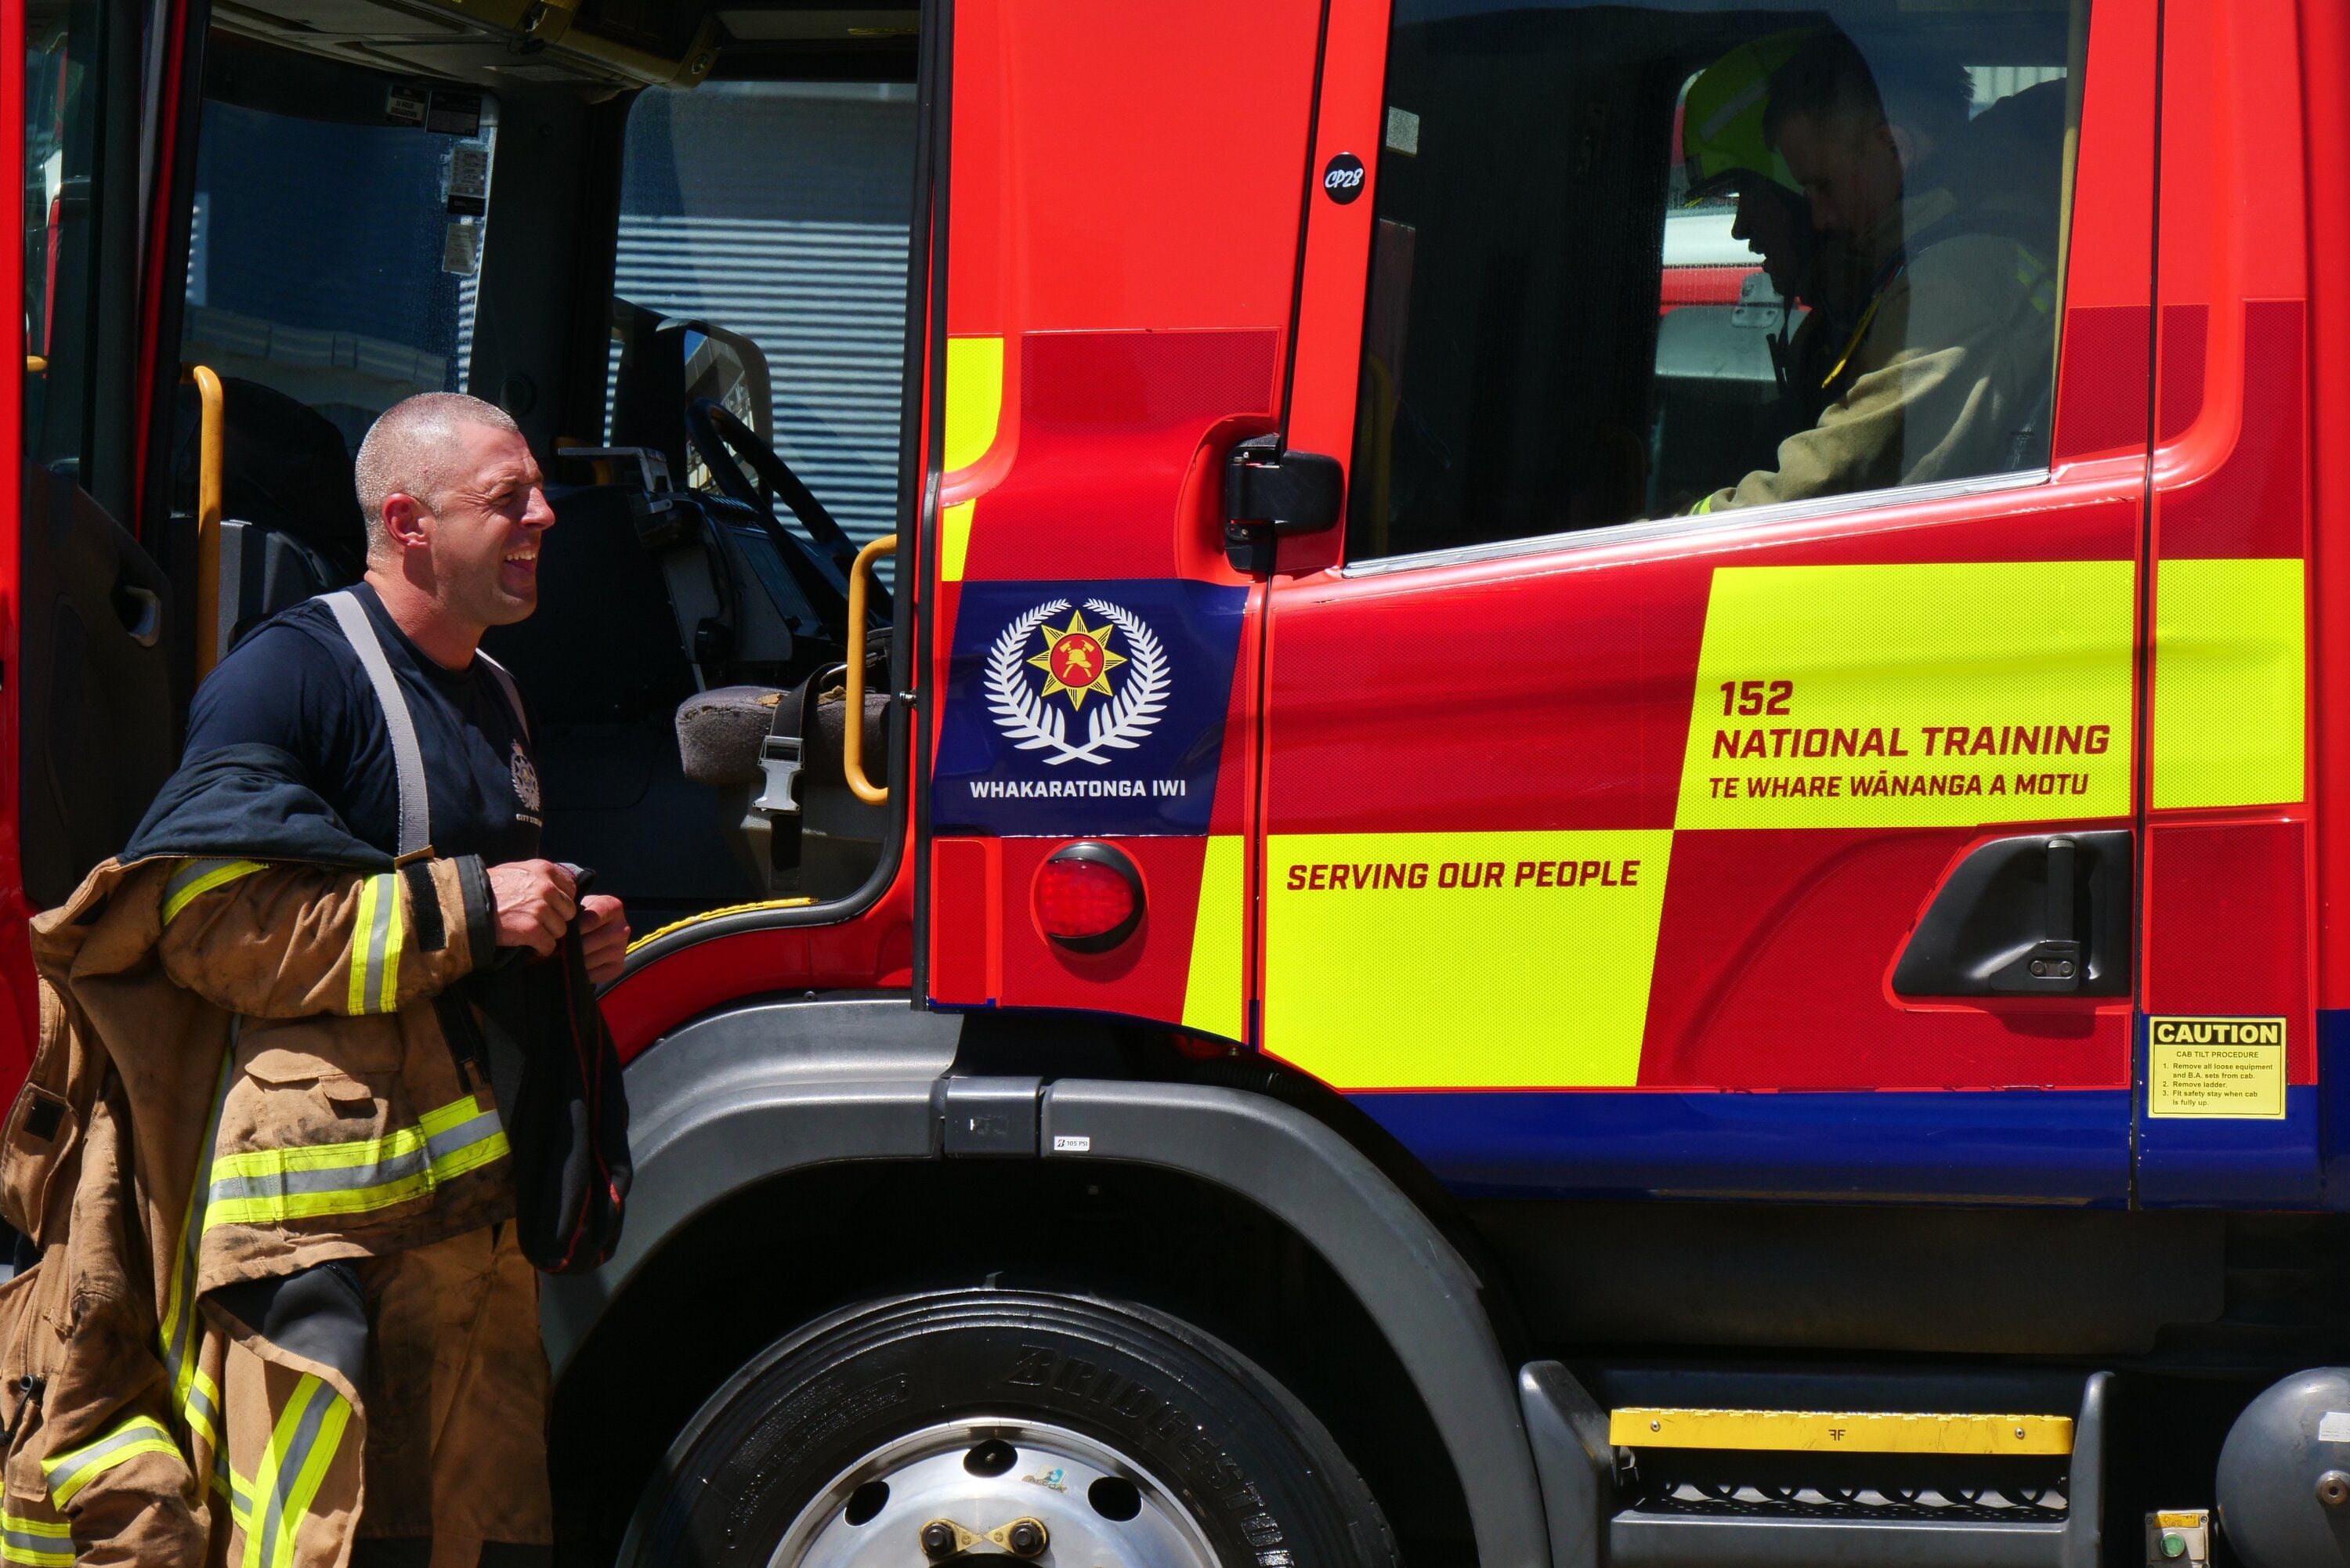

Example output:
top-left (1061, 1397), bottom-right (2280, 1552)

top-left (773, 1418), bottom-right (1219, 1566)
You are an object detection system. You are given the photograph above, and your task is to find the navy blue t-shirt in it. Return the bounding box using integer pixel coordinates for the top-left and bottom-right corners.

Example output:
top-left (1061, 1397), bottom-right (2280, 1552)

top-left (183, 583), bottom-right (541, 866)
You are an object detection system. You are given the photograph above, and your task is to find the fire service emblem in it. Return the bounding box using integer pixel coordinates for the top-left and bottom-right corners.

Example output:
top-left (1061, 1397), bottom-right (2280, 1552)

top-left (986, 598), bottom-right (1168, 766)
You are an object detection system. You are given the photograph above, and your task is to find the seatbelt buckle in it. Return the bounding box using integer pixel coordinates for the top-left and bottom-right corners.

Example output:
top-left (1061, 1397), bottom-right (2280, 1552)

top-left (754, 734), bottom-right (803, 817)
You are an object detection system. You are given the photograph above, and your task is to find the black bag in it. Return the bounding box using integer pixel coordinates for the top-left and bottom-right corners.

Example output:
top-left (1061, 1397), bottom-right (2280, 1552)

top-left (444, 878), bottom-right (632, 1276)
top-left (500, 919), bottom-right (633, 1274)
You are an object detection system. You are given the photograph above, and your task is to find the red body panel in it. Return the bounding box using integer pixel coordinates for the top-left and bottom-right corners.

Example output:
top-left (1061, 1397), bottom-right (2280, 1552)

top-left (921, 0), bottom-right (1319, 1035)
top-left (2308, 0), bottom-right (2350, 1016)
top-left (604, 865), bottom-right (919, 1062)
top-left (0, 6), bottom-right (31, 1083)
top-left (1236, 0), bottom-right (2158, 1119)
top-left (1658, 266), bottom-right (1756, 316)
top-left (2142, 0), bottom-right (2316, 1084)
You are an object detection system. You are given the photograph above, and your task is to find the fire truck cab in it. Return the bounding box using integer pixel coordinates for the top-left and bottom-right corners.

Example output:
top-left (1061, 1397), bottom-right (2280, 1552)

top-left (10, 0), bottom-right (2350, 1563)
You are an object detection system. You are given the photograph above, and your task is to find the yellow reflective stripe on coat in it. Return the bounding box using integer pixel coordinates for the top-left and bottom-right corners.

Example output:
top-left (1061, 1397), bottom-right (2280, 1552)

top-left (204, 1096), bottom-right (508, 1229)
top-left (42, 1415), bottom-right (179, 1506)
top-left (162, 859), bottom-right (265, 924)
top-left (161, 1051), bottom-right (235, 1422)
top-left (241, 1374), bottom-right (350, 1568)
top-left (0, 1512), bottom-right (72, 1567)
top-left (345, 873), bottom-right (404, 1014)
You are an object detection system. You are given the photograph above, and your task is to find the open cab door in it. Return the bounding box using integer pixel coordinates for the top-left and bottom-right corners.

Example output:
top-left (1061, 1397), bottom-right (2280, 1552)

top-left (5, 0), bottom-right (183, 1078)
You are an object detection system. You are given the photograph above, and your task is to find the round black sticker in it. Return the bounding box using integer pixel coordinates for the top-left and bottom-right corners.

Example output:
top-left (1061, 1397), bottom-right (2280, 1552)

top-left (1321, 152), bottom-right (1367, 204)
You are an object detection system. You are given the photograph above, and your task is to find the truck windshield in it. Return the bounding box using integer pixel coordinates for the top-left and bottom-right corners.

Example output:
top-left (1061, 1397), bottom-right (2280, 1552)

top-left (181, 85), bottom-right (497, 450)
top-left (609, 81), bottom-right (916, 563)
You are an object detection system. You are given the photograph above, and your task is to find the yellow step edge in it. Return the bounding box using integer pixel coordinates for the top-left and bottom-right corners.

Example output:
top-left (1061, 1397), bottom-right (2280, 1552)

top-left (1607, 1408), bottom-right (2073, 1456)
top-left (627, 897), bottom-right (817, 953)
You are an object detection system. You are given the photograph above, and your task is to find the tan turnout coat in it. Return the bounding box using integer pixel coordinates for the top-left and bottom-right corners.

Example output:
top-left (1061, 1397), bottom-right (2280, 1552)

top-left (0, 826), bottom-right (506, 1568)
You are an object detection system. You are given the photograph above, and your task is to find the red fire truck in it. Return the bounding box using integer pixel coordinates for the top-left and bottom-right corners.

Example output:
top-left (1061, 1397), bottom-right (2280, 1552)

top-left (10, 0), bottom-right (2350, 1563)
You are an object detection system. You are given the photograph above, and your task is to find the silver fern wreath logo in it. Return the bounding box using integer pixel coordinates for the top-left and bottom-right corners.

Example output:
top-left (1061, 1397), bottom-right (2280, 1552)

top-left (986, 598), bottom-right (1169, 766)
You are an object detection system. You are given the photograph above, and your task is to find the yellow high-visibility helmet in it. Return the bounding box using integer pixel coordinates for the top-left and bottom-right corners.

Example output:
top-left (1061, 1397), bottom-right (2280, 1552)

top-left (1680, 29), bottom-right (1815, 201)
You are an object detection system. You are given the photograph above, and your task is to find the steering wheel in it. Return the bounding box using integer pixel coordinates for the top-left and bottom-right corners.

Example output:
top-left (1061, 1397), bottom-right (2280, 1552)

top-left (685, 399), bottom-right (889, 622)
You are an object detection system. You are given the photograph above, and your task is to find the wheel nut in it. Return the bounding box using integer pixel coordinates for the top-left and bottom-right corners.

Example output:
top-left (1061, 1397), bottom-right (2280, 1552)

top-left (1005, 1517), bottom-right (1047, 1557)
top-left (2319, 1470), bottom-right (2350, 1508)
top-left (920, 1519), bottom-right (960, 1559)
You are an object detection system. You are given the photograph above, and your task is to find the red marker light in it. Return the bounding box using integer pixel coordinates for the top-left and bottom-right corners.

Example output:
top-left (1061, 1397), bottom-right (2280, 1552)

top-left (1034, 843), bottom-right (1144, 953)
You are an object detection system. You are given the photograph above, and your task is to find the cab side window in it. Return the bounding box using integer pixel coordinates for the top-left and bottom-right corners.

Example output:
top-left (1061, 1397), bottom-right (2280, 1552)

top-left (606, 81), bottom-right (916, 564)
top-left (1348, 1), bottom-right (2083, 564)
top-left (181, 44), bottom-right (499, 453)
top-left (21, 0), bottom-right (140, 500)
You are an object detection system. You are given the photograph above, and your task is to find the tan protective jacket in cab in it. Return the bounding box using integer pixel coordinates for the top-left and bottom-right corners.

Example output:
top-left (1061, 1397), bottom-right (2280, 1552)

top-left (0, 743), bottom-right (506, 1567)
top-left (1696, 182), bottom-right (2060, 515)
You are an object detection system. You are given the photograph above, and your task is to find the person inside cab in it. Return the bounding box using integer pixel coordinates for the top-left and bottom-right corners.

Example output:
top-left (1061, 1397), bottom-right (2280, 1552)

top-left (1679, 29), bottom-right (1869, 432)
top-left (1690, 28), bottom-right (2060, 515)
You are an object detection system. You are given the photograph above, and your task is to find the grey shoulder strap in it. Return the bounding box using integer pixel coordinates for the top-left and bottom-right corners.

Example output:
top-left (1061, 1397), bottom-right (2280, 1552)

top-left (473, 649), bottom-right (530, 744)
top-left (320, 590), bottom-right (431, 859)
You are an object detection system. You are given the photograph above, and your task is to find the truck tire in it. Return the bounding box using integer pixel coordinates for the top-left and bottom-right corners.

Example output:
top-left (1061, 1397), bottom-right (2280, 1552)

top-left (620, 1285), bottom-right (1401, 1567)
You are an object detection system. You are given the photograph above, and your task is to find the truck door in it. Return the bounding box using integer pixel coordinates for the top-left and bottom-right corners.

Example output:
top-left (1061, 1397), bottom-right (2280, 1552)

top-left (1253, 0), bottom-right (2160, 1201)
top-left (920, 0), bottom-right (1323, 1033)
top-left (5, 0), bottom-right (179, 1075)
top-left (2135, 0), bottom-right (2322, 1206)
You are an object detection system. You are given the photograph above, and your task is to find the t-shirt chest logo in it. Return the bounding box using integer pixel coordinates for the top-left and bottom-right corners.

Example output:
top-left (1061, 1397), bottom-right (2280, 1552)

top-left (510, 740), bottom-right (543, 820)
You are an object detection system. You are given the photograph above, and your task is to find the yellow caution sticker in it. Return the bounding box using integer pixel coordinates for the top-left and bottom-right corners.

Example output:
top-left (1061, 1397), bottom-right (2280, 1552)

top-left (1676, 562), bottom-right (2135, 829)
top-left (1263, 831), bottom-right (1672, 1089)
top-left (2147, 1017), bottom-right (2288, 1119)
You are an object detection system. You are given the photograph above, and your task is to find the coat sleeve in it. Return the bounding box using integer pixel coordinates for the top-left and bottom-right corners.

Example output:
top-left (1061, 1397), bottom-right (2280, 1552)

top-left (1694, 235), bottom-right (2042, 515)
top-left (153, 857), bottom-right (495, 1020)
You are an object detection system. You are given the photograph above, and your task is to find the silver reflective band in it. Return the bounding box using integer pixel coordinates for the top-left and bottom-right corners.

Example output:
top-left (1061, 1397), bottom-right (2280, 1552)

top-left (0, 1511), bottom-right (71, 1567)
top-left (320, 591), bottom-right (430, 859)
top-left (203, 1096), bottom-right (509, 1229)
top-left (347, 872), bottom-right (403, 1015)
top-left (161, 1045), bottom-right (237, 1427)
top-left (249, 1374), bottom-right (350, 1568)
top-left (42, 1415), bottom-right (179, 1505)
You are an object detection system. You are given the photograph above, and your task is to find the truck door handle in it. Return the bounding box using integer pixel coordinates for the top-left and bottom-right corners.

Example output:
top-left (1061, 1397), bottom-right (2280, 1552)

top-left (2009, 834), bottom-right (2084, 990)
top-left (114, 583), bottom-right (161, 648)
top-left (1891, 830), bottom-right (2131, 999)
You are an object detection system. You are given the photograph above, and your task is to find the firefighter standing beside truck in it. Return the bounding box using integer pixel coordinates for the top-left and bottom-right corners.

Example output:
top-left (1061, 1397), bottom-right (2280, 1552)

top-left (0, 393), bottom-right (627, 1566)
top-left (1693, 30), bottom-right (2059, 514)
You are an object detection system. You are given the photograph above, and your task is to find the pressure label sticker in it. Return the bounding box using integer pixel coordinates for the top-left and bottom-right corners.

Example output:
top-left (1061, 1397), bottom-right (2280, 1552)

top-left (2146, 1017), bottom-right (2287, 1119)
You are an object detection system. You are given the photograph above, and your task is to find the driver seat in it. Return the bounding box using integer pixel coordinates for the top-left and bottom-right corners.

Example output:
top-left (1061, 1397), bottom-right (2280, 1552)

top-left (674, 647), bottom-right (890, 899)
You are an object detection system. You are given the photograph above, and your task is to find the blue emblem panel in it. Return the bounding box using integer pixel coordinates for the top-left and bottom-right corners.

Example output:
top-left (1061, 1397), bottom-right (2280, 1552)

top-left (935, 579), bottom-right (1247, 836)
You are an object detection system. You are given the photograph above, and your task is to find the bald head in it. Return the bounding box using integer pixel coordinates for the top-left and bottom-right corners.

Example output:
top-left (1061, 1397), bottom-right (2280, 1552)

top-left (354, 392), bottom-right (522, 558)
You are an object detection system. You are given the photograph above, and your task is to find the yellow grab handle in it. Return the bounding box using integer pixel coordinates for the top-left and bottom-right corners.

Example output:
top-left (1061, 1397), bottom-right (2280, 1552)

top-left (183, 364), bottom-right (225, 678)
top-left (843, 533), bottom-right (896, 806)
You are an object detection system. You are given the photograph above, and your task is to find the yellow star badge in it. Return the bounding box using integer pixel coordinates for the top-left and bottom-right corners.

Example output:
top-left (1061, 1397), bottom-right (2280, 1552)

top-left (1029, 608), bottom-right (1128, 710)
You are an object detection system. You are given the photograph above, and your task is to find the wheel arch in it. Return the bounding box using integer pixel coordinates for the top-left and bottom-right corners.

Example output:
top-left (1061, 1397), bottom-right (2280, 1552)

top-left (548, 995), bottom-right (1549, 1568)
